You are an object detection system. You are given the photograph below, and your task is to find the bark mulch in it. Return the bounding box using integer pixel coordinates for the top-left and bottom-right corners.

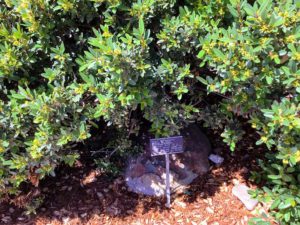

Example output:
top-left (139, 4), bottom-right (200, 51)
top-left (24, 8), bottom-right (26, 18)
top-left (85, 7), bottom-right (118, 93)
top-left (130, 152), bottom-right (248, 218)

top-left (0, 144), bottom-right (274, 225)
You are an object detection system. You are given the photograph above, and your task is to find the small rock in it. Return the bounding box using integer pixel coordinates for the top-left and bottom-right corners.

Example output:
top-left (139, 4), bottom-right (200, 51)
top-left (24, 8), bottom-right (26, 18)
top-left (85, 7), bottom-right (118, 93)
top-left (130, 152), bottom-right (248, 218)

top-left (232, 184), bottom-right (258, 211)
top-left (209, 154), bottom-right (224, 165)
top-left (61, 186), bottom-right (68, 191)
top-left (9, 208), bottom-right (14, 213)
top-left (103, 188), bottom-right (109, 193)
top-left (206, 207), bottom-right (214, 214)
top-left (155, 201), bottom-right (161, 205)
top-left (241, 167), bottom-right (249, 174)
top-left (86, 189), bottom-right (93, 195)
top-left (53, 210), bottom-right (61, 216)
top-left (114, 178), bottom-right (122, 185)
top-left (232, 179), bottom-right (240, 185)
top-left (174, 160), bottom-right (185, 169)
top-left (126, 210), bottom-right (134, 214)
top-left (200, 221), bottom-right (208, 225)
top-left (97, 192), bottom-right (104, 199)
top-left (175, 201), bottom-right (187, 208)
top-left (62, 217), bottom-right (70, 224)
top-left (204, 198), bottom-right (213, 206)
top-left (80, 213), bottom-right (87, 218)
top-left (106, 204), bottom-right (121, 216)
top-left (207, 178), bottom-right (215, 183)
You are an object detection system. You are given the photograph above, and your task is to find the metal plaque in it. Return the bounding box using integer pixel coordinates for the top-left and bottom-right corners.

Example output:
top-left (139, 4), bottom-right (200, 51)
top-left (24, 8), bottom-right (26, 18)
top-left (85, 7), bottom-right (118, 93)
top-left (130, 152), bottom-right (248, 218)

top-left (150, 136), bottom-right (184, 156)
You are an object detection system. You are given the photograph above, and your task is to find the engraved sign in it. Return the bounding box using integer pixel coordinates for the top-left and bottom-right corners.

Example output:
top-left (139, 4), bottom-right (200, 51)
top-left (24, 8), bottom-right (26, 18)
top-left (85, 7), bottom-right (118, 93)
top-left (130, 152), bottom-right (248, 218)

top-left (150, 136), bottom-right (184, 208)
top-left (150, 136), bottom-right (184, 156)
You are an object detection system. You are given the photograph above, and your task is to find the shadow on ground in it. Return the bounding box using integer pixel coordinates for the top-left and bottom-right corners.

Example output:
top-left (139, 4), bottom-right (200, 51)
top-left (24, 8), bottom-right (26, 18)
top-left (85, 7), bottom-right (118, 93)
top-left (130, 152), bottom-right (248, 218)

top-left (0, 130), bottom-right (267, 225)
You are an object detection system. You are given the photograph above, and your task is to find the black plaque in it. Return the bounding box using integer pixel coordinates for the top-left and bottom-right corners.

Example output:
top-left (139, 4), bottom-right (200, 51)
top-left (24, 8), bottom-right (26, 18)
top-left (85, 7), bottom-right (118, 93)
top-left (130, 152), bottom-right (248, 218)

top-left (150, 136), bottom-right (184, 156)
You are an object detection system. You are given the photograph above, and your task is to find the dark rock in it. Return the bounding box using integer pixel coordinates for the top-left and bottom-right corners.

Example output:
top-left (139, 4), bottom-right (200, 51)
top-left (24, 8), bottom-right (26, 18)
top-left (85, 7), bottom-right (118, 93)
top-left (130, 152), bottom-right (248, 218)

top-left (179, 124), bottom-right (211, 174)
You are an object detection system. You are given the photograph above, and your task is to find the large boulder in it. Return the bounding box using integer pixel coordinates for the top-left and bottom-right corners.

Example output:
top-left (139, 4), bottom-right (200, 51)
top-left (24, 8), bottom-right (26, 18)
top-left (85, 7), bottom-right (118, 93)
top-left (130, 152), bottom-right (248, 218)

top-left (125, 124), bottom-right (211, 196)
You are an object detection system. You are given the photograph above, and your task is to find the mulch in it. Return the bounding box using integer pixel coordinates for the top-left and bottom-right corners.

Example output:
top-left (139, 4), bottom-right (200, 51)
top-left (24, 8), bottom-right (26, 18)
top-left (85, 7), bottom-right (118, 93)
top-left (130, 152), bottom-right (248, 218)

top-left (0, 132), bottom-right (275, 225)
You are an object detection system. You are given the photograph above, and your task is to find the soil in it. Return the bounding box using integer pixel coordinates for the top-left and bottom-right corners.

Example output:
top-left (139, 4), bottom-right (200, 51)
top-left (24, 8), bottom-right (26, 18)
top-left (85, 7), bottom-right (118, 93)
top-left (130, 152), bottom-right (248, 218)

top-left (0, 130), bottom-right (275, 225)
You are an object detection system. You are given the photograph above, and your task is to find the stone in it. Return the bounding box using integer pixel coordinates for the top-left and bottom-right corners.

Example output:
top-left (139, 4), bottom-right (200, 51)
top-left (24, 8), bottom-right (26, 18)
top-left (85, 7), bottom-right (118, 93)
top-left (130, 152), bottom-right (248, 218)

top-left (53, 210), bottom-right (61, 217)
top-left (106, 199), bottom-right (121, 216)
top-left (8, 208), bottom-right (14, 213)
top-left (232, 179), bottom-right (240, 185)
top-left (208, 154), bottom-right (224, 165)
top-left (179, 124), bottom-right (211, 174)
top-left (125, 124), bottom-right (211, 196)
top-left (97, 192), bottom-right (104, 199)
top-left (232, 184), bottom-right (258, 211)
top-left (175, 200), bottom-right (187, 208)
top-left (126, 173), bottom-right (165, 196)
top-left (62, 217), bottom-right (70, 224)
top-left (17, 217), bottom-right (25, 221)
top-left (126, 210), bottom-right (134, 214)
top-left (80, 213), bottom-right (87, 218)
top-left (241, 167), bottom-right (249, 174)
top-left (206, 207), bottom-right (214, 214)
top-left (128, 163), bottom-right (146, 178)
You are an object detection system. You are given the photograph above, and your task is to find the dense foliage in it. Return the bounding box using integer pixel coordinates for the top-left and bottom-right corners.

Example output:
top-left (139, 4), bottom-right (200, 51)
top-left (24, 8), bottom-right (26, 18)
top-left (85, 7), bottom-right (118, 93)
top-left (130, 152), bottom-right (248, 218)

top-left (198, 1), bottom-right (300, 223)
top-left (0, 0), bottom-right (299, 223)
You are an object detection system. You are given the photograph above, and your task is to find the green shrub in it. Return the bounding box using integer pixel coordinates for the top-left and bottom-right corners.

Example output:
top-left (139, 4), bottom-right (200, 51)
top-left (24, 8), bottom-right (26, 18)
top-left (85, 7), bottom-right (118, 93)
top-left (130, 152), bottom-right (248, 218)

top-left (199, 0), bottom-right (300, 223)
top-left (0, 0), bottom-right (202, 199)
top-left (0, 0), bottom-right (100, 197)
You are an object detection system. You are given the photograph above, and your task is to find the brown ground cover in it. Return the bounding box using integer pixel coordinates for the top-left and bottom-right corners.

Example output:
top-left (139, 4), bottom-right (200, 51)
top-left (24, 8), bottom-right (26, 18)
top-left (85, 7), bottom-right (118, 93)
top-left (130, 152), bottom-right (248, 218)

top-left (0, 131), bottom-right (275, 225)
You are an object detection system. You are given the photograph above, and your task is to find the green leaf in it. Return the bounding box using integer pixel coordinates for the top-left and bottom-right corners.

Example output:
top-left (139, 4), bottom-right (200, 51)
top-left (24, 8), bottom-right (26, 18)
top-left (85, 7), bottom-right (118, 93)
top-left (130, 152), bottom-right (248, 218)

top-left (197, 50), bottom-right (205, 59)
top-left (284, 212), bottom-right (291, 222)
top-left (196, 76), bottom-right (208, 85)
top-left (213, 48), bottom-right (226, 60)
top-left (266, 76), bottom-right (273, 84)
top-left (272, 17), bottom-right (284, 27)
top-left (267, 174), bottom-right (281, 180)
top-left (80, 73), bottom-right (92, 84)
top-left (270, 199), bottom-right (281, 210)
top-left (11, 94), bottom-right (26, 100)
top-left (278, 200), bottom-right (292, 210)
top-left (228, 5), bottom-right (239, 17)
top-left (243, 3), bottom-right (256, 16)
top-left (139, 18), bottom-right (145, 35)
top-left (258, 0), bottom-right (272, 16)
